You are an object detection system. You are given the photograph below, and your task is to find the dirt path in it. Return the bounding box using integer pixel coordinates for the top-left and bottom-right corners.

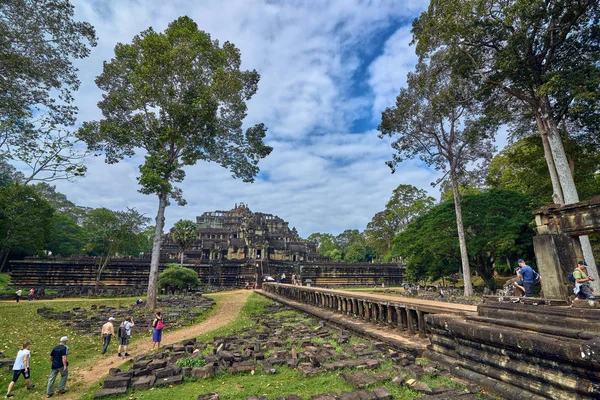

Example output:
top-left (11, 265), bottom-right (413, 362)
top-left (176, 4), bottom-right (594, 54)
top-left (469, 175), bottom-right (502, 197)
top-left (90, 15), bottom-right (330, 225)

top-left (65, 290), bottom-right (251, 399)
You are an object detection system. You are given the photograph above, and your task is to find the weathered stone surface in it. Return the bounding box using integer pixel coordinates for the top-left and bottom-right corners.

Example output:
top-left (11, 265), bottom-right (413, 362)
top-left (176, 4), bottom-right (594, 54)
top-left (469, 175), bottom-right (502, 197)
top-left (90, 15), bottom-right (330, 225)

top-left (353, 390), bottom-right (376, 400)
top-left (310, 394), bottom-right (338, 400)
top-left (372, 387), bottom-right (392, 400)
top-left (197, 393), bottom-right (220, 400)
top-left (340, 372), bottom-right (377, 388)
top-left (102, 375), bottom-right (130, 389)
top-left (147, 359), bottom-right (168, 370)
top-left (230, 360), bottom-right (254, 374)
top-left (131, 375), bottom-right (155, 391)
top-left (94, 387), bottom-right (128, 398)
top-left (154, 374), bottom-right (183, 386)
top-left (192, 365), bottom-right (216, 380)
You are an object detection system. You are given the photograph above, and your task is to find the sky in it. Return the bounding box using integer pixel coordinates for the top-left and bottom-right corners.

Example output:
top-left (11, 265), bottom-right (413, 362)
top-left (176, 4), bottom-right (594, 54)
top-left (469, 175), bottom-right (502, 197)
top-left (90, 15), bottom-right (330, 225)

top-left (43, 0), bottom-right (478, 237)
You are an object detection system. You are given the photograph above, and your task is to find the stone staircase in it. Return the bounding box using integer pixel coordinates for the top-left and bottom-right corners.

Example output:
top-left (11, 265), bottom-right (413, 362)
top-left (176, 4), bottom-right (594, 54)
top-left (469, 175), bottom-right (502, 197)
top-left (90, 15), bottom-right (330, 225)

top-left (426, 296), bottom-right (600, 400)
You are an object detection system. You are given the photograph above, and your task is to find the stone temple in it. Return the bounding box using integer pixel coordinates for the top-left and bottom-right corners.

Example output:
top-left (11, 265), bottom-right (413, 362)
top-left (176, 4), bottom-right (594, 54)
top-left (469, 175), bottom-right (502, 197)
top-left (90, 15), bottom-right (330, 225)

top-left (160, 202), bottom-right (322, 263)
top-left (8, 203), bottom-right (403, 295)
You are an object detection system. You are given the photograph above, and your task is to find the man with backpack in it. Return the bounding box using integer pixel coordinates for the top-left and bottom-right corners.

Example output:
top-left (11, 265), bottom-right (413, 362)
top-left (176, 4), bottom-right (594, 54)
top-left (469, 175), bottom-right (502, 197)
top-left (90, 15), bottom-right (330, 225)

top-left (516, 259), bottom-right (535, 297)
top-left (573, 260), bottom-right (596, 300)
top-left (117, 316), bottom-right (134, 357)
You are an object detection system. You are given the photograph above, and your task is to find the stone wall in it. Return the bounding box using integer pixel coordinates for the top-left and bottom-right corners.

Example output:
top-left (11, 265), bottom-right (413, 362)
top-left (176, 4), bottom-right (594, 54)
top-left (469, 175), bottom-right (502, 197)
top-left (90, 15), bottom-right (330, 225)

top-left (8, 258), bottom-right (403, 295)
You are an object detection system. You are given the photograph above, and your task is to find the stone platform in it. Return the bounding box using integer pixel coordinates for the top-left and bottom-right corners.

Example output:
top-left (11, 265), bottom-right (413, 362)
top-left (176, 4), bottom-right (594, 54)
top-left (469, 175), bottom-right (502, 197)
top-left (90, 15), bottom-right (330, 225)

top-left (428, 296), bottom-right (600, 400)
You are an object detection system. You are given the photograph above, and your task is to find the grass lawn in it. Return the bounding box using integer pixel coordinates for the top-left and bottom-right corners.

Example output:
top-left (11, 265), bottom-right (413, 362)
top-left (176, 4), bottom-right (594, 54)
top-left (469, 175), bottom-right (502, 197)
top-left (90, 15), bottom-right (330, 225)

top-left (0, 294), bottom-right (218, 399)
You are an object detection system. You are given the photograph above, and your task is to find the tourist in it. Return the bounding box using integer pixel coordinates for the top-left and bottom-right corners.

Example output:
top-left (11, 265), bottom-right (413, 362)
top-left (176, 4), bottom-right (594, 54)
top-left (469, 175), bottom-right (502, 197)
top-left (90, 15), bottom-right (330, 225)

top-left (516, 259), bottom-right (535, 297)
top-left (15, 289), bottom-right (21, 303)
top-left (27, 288), bottom-right (35, 301)
top-left (574, 260), bottom-right (596, 300)
top-left (101, 317), bottom-right (115, 355)
top-left (5, 341), bottom-right (35, 397)
top-left (151, 312), bottom-right (164, 350)
top-left (46, 336), bottom-right (69, 398)
top-left (291, 273), bottom-right (296, 285)
top-left (281, 273), bottom-right (286, 283)
top-left (118, 316), bottom-right (134, 357)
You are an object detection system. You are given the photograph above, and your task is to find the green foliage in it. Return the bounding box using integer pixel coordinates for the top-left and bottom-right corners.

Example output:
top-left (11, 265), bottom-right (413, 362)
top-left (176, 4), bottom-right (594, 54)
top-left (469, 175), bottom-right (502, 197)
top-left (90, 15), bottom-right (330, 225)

top-left (0, 183), bottom-right (54, 269)
top-left (176, 357), bottom-right (206, 368)
top-left (366, 184), bottom-right (434, 260)
top-left (0, 0), bottom-right (97, 157)
top-left (83, 207), bottom-right (151, 259)
top-left (308, 231), bottom-right (373, 263)
top-left (158, 265), bottom-right (200, 292)
top-left (488, 136), bottom-right (600, 204)
top-left (393, 190), bottom-right (537, 289)
top-left (171, 219), bottom-right (198, 264)
top-left (45, 214), bottom-right (86, 257)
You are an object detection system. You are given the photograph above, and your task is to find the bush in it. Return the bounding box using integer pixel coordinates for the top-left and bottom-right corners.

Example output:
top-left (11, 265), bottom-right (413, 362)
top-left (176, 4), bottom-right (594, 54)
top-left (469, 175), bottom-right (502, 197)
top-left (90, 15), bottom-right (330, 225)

top-left (176, 357), bottom-right (206, 368)
top-left (158, 265), bottom-right (200, 293)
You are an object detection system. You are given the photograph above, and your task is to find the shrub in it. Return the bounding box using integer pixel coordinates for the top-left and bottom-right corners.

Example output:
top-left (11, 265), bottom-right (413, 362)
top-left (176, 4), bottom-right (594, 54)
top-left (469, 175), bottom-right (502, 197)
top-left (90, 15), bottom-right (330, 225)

top-left (176, 357), bottom-right (206, 368)
top-left (158, 265), bottom-right (200, 294)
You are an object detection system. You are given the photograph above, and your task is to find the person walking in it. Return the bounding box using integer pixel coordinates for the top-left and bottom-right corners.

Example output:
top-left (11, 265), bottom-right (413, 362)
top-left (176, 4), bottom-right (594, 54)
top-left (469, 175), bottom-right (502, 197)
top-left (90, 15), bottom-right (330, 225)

top-left (117, 316), bottom-right (134, 357)
top-left (46, 336), bottom-right (69, 398)
top-left (101, 317), bottom-right (115, 355)
top-left (27, 288), bottom-right (35, 301)
top-left (15, 289), bottom-right (21, 303)
top-left (151, 312), bottom-right (164, 350)
top-left (5, 341), bottom-right (35, 397)
top-left (574, 260), bottom-right (596, 300)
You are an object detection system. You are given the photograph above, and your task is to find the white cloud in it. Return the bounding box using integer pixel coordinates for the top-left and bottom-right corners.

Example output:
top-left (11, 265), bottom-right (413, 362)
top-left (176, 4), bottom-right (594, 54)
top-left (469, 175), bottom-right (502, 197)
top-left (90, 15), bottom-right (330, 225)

top-left (368, 25), bottom-right (420, 120)
top-left (45, 0), bottom-right (438, 237)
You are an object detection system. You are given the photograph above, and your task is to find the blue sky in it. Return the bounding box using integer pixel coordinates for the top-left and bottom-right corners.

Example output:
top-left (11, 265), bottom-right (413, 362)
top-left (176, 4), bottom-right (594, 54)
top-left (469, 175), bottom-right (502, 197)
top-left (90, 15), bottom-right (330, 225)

top-left (45, 0), bottom-right (459, 237)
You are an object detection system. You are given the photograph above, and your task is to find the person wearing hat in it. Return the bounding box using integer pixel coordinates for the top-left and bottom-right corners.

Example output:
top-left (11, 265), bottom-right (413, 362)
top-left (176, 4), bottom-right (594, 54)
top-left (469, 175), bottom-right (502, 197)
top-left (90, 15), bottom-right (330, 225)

top-left (516, 259), bottom-right (535, 297)
top-left (574, 260), bottom-right (596, 300)
top-left (46, 336), bottom-right (69, 398)
top-left (101, 317), bottom-right (115, 355)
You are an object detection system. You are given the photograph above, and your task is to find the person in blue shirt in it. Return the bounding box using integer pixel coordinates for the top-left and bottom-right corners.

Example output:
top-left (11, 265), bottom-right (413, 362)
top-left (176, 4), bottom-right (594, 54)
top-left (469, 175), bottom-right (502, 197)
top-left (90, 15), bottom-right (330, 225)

top-left (517, 259), bottom-right (535, 297)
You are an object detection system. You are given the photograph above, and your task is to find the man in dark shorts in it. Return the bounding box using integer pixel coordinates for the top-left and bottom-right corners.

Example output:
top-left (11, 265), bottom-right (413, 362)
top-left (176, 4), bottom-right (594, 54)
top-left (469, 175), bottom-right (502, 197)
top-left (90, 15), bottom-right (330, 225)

top-left (5, 341), bottom-right (35, 397)
top-left (516, 259), bottom-right (535, 297)
top-left (46, 336), bottom-right (69, 398)
top-left (118, 316), bottom-right (134, 357)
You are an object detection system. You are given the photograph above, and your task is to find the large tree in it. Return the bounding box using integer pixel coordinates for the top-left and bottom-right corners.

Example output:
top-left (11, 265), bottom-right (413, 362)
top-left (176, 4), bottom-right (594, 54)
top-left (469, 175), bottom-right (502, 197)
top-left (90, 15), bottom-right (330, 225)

top-left (0, 183), bottom-right (54, 270)
top-left (78, 17), bottom-right (272, 309)
top-left (83, 207), bottom-right (150, 293)
top-left (379, 55), bottom-right (497, 296)
top-left (366, 184), bottom-right (434, 260)
top-left (171, 219), bottom-right (198, 265)
top-left (412, 0), bottom-right (600, 287)
top-left (394, 190), bottom-right (537, 290)
top-left (0, 0), bottom-right (96, 156)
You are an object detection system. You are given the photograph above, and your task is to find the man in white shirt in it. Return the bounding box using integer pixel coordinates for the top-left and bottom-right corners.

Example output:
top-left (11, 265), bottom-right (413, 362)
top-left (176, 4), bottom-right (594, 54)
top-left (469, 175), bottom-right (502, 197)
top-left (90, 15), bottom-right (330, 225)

top-left (6, 341), bottom-right (35, 397)
top-left (118, 316), bottom-right (134, 357)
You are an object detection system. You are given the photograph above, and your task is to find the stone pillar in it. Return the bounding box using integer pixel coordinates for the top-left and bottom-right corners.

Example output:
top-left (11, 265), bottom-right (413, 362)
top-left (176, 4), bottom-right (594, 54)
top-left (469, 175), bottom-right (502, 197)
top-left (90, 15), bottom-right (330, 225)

top-left (395, 306), bottom-right (405, 330)
top-left (377, 304), bottom-right (384, 324)
top-left (417, 310), bottom-right (426, 338)
top-left (365, 302), bottom-right (371, 320)
top-left (358, 300), bottom-right (364, 319)
top-left (406, 308), bottom-right (414, 335)
top-left (533, 234), bottom-right (578, 299)
top-left (386, 304), bottom-right (393, 325)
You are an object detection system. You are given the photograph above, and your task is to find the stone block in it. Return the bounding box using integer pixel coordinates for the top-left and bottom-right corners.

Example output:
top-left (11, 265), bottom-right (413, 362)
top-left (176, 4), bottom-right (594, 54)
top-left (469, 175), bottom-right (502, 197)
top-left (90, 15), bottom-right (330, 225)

top-left (154, 374), bottom-right (183, 386)
top-left (147, 359), bottom-right (167, 370)
top-left (132, 359), bottom-right (152, 369)
top-left (94, 387), bottom-right (128, 398)
top-left (131, 375), bottom-right (155, 391)
top-left (372, 387), bottom-right (392, 400)
top-left (102, 375), bottom-right (130, 389)
top-left (339, 392), bottom-right (361, 400)
top-left (311, 394), bottom-right (338, 400)
top-left (340, 372), bottom-right (377, 388)
top-left (192, 364), bottom-right (216, 380)
top-left (197, 393), bottom-right (220, 400)
top-left (154, 366), bottom-right (177, 379)
top-left (230, 360), bottom-right (254, 374)
top-left (354, 390), bottom-right (376, 400)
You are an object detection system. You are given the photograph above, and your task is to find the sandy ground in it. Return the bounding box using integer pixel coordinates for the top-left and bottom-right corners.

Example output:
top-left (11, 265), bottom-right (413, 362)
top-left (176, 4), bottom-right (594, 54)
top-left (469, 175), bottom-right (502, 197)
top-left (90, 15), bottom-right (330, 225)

top-left (60, 290), bottom-right (251, 399)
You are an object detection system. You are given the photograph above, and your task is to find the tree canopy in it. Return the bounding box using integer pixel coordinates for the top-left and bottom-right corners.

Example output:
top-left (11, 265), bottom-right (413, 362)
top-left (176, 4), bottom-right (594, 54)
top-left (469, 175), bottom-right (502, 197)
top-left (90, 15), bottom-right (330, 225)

top-left (77, 17), bottom-right (272, 309)
top-left (0, 0), bottom-right (97, 159)
top-left (171, 219), bottom-right (198, 265)
top-left (393, 190), bottom-right (537, 290)
top-left (158, 265), bottom-right (200, 293)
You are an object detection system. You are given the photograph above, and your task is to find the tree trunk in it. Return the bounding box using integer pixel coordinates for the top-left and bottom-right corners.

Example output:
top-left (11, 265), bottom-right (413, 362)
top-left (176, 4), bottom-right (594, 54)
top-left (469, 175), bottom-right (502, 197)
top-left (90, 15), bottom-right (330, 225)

top-left (536, 99), bottom-right (599, 292)
top-left (180, 250), bottom-right (184, 266)
top-left (95, 253), bottom-right (112, 295)
top-left (0, 248), bottom-right (10, 272)
top-left (147, 193), bottom-right (168, 310)
top-left (451, 173), bottom-right (473, 296)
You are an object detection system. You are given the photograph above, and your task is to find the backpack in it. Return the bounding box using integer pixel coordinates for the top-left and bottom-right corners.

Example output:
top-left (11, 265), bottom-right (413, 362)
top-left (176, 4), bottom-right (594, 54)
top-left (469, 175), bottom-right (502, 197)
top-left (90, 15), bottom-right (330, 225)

top-left (155, 319), bottom-right (164, 331)
top-left (533, 271), bottom-right (541, 284)
top-left (568, 271), bottom-right (577, 284)
top-left (117, 322), bottom-right (126, 338)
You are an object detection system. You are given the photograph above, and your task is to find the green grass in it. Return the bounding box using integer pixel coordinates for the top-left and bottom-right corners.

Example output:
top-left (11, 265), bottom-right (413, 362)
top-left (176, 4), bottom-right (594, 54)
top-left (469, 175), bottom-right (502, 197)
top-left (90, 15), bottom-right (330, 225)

top-left (0, 295), bottom-right (218, 399)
